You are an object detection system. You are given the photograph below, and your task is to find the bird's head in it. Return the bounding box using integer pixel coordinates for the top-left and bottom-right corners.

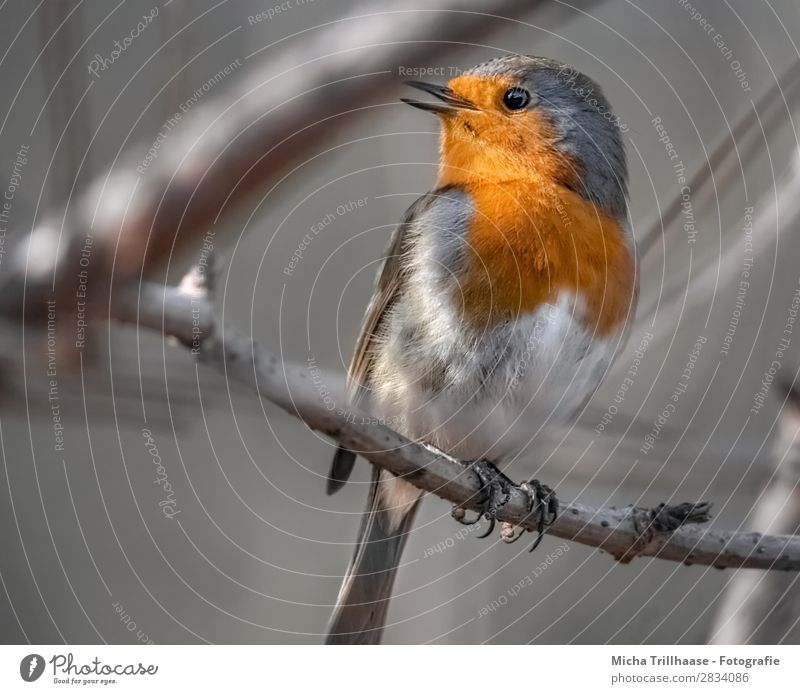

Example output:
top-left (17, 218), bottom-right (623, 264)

top-left (403, 55), bottom-right (628, 218)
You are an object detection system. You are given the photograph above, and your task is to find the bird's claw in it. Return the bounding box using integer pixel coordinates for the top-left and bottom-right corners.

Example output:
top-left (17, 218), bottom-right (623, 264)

top-left (451, 459), bottom-right (514, 534)
top-left (473, 459), bottom-right (514, 540)
top-left (520, 479), bottom-right (559, 552)
top-left (451, 464), bottom-right (558, 551)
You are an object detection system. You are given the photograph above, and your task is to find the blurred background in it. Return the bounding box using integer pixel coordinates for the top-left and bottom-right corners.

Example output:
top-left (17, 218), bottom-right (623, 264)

top-left (1, 0), bottom-right (800, 644)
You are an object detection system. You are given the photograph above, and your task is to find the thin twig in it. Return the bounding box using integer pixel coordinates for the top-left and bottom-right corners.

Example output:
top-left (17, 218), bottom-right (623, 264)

top-left (112, 280), bottom-right (800, 572)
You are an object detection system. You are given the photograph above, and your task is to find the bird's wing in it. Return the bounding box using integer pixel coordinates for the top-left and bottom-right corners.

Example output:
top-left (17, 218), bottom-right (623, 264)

top-left (326, 191), bottom-right (440, 495)
top-left (346, 192), bottom-right (438, 397)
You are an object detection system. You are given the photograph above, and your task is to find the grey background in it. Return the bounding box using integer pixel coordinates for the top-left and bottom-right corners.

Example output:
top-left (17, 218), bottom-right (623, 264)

top-left (1, 0), bottom-right (800, 644)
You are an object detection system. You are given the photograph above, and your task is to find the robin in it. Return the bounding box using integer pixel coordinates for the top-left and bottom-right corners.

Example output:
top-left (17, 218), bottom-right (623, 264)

top-left (325, 55), bottom-right (637, 644)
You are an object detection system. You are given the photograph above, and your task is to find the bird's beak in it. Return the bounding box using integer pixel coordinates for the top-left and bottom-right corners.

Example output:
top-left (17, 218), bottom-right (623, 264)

top-left (401, 80), bottom-right (478, 114)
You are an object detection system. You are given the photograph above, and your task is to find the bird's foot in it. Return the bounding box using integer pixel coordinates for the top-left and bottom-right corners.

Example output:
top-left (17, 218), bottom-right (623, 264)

top-left (451, 459), bottom-right (515, 538)
top-left (518, 479), bottom-right (559, 552)
top-left (450, 463), bottom-right (558, 548)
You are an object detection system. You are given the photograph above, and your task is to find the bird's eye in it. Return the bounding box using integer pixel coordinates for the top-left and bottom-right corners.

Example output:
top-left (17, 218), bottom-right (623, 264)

top-left (502, 86), bottom-right (531, 111)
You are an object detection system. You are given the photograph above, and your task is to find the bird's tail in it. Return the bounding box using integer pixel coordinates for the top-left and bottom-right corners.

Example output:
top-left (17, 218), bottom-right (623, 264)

top-left (326, 467), bottom-right (423, 644)
top-left (326, 446), bottom-right (356, 495)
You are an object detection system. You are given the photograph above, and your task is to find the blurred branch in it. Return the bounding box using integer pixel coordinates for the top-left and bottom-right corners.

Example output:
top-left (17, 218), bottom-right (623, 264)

top-left (111, 275), bottom-right (800, 572)
top-left (0, 0), bottom-right (543, 318)
top-left (638, 60), bottom-right (800, 260)
top-left (630, 147), bottom-right (800, 352)
top-left (709, 383), bottom-right (800, 643)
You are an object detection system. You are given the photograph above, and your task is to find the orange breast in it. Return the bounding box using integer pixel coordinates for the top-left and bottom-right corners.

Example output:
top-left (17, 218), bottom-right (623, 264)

top-left (457, 180), bottom-right (636, 337)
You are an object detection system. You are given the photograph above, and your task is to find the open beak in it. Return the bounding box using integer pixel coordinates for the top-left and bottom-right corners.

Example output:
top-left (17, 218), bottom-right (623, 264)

top-left (401, 80), bottom-right (477, 114)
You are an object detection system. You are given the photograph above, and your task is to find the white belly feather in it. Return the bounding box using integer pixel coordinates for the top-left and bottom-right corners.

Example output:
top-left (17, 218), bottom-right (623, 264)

top-left (369, 290), bottom-right (621, 463)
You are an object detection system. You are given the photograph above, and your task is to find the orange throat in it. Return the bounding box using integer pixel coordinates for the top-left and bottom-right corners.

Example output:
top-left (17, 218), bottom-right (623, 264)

top-left (443, 175), bottom-right (635, 338)
top-left (426, 76), bottom-right (635, 338)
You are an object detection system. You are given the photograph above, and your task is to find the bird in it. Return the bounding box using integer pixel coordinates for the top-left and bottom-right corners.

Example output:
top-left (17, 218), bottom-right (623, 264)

top-left (324, 55), bottom-right (637, 644)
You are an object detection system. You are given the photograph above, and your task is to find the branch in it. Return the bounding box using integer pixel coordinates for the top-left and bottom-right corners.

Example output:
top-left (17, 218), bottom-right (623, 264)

top-left (637, 60), bottom-right (800, 259)
top-left (111, 277), bottom-right (800, 572)
top-left (0, 0), bottom-right (544, 318)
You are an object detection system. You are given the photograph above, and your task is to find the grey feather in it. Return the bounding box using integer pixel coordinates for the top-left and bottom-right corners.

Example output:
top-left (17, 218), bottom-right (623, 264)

top-left (326, 446), bottom-right (356, 495)
top-left (325, 468), bottom-right (422, 644)
top-left (325, 189), bottom-right (459, 493)
top-left (326, 189), bottom-right (469, 643)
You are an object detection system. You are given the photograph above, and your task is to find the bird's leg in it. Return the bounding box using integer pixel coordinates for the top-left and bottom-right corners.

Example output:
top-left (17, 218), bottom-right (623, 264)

top-left (451, 460), bottom-right (515, 537)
